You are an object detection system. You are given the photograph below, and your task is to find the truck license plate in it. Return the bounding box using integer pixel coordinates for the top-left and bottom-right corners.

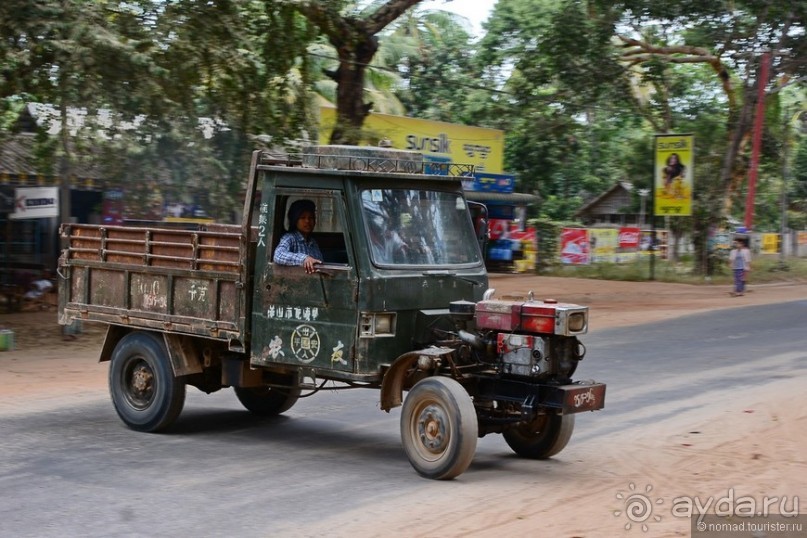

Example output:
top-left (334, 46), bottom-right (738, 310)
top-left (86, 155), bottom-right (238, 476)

top-left (561, 383), bottom-right (606, 413)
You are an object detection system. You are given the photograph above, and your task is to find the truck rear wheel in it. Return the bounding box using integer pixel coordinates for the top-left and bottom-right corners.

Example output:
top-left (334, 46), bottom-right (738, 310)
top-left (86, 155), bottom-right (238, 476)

top-left (234, 374), bottom-right (301, 416)
top-left (400, 377), bottom-right (478, 480)
top-left (109, 332), bottom-right (185, 432)
top-left (503, 414), bottom-right (575, 459)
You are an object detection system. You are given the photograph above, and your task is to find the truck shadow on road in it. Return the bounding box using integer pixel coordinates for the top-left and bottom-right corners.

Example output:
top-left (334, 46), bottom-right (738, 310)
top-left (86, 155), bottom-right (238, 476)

top-left (168, 406), bottom-right (408, 464)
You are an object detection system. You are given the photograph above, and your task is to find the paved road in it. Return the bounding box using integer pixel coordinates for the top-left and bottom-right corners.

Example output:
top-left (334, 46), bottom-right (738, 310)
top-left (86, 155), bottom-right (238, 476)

top-left (577, 299), bottom-right (807, 441)
top-left (1, 300), bottom-right (806, 537)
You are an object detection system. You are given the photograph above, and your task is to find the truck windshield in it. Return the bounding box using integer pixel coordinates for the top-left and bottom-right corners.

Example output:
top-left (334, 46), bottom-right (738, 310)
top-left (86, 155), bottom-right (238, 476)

top-left (361, 188), bottom-right (482, 267)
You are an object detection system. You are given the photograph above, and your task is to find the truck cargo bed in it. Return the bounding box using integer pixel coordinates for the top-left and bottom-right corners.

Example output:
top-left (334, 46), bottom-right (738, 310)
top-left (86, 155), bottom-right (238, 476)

top-left (58, 224), bottom-right (250, 349)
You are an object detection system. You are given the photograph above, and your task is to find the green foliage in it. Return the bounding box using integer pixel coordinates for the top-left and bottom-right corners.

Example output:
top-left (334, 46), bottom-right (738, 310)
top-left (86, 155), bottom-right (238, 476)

top-left (0, 0), bottom-right (804, 243)
top-left (542, 256), bottom-right (807, 285)
top-left (544, 260), bottom-right (666, 282)
top-left (390, 8), bottom-right (477, 122)
top-left (794, 138), bottom-right (807, 209)
top-left (0, 96), bottom-right (29, 135)
top-left (0, 0), bottom-right (320, 221)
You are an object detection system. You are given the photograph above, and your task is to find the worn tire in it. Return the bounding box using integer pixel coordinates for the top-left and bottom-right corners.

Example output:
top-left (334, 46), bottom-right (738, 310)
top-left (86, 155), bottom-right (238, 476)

top-left (400, 377), bottom-right (478, 480)
top-left (503, 414), bottom-right (575, 459)
top-left (109, 331), bottom-right (185, 432)
top-left (234, 374), bottom-right (301, 416)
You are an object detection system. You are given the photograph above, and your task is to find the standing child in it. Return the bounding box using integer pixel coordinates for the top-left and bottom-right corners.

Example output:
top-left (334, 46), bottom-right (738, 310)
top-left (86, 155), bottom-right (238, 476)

top-left (728, 238), bottom-right (751, 296)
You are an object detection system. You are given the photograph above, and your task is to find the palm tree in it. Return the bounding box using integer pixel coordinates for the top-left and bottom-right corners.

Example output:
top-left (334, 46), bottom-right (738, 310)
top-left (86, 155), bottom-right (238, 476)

top-left (304, 2), bottom-right (476, 129)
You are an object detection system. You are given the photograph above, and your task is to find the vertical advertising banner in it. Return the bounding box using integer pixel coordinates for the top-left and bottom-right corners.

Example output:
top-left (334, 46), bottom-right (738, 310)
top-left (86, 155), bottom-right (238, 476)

top-left (654, 134), bottom-right (694, 217)
top-left (616, 227), bottom-right (641, 263)
top-left (560, 228), bottom-right (590, 265)
top-left (102, 188), bottom-right (125, 225)
top-left (487, 218), bottom-right (514, 261)
top-left (640, 230), bottom-right (669, 259)
top-left (761, 233), bottom-right (779, 254)
top-left (589, 229), bottom-right (618, 263)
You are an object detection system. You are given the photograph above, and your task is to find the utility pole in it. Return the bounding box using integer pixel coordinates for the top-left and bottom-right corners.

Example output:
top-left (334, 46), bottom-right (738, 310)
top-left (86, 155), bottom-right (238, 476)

top-left (638, 189), bottom-right (649, 228)
top-left (744, 52), bottom-right (771, 231)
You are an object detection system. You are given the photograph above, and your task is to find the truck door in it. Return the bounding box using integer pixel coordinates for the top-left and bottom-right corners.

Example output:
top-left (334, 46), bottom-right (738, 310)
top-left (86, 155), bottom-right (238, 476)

top-left (251, 189), bottom-right (358, 373)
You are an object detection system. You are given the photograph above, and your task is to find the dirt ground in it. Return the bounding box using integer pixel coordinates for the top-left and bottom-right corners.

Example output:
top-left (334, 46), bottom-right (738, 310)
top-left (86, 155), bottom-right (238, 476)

top-left (1, 275), bottom-right (806, 536)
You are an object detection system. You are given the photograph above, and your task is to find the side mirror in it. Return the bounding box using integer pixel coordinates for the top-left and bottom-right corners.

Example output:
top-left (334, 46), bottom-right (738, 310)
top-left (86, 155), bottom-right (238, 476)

top-left (467, 201), bottom-right (489, 260)
top-left (476, 218), bottom-right (489, 242)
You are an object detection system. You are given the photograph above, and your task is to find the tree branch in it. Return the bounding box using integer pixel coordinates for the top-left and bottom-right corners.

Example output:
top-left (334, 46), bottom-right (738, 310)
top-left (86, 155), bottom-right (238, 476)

top-left (617, 34), bottom-right (735, 112)
top-left (289, 1), bottom-right (352, 45)
top-left (364, 0), bottom-right (424, 35)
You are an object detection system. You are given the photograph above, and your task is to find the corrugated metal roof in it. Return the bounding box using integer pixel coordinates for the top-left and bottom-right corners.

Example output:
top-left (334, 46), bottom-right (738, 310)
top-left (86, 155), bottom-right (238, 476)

top-left (575, 182), bottom-right (633, 217)
top-left (0, 134), bottom-right (41, 175)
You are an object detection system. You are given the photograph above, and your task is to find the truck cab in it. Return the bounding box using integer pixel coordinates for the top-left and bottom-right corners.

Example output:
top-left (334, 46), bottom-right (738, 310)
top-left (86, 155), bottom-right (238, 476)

top-left (250, 147), bottom-right (487, 383)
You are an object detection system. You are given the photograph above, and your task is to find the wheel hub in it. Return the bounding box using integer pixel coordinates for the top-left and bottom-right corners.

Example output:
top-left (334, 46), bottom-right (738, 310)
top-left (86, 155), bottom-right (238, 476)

top-left (124, 360), bottom-right (155, 409)
top-left (417, 404), bottom-right (447, 452)
top-left (132, 365), bottom-right (153, 394)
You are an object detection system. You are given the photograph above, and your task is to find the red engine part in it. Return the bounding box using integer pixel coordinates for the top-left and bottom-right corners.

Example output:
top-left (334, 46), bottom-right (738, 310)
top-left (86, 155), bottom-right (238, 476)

top-left (475, 299), bottom-right (587, 335)
top-left (474, 300), bottom-right (522, 331)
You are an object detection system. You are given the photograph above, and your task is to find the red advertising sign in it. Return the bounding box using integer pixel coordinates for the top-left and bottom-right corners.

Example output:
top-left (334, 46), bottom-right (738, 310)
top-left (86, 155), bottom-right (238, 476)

top-left (488, 218), bottom-right (510, 241)
top-left (102, 188), bottom-right (124, 225)
top-left (618, 227), bottom-right (641, 250)
top-left (560, 228), bottom-right (590, 265)
top-left (510, 226), bottom-right (537, 248)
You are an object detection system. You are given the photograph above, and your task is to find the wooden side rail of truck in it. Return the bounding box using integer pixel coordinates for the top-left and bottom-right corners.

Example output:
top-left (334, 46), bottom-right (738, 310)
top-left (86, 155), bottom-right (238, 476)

top-left (59, 223), bottom-right (251, 349)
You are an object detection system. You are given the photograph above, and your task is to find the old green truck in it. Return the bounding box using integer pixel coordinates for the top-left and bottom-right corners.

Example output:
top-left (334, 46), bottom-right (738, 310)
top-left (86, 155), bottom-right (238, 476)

top-left (58, 146), bottom-right (605, 479)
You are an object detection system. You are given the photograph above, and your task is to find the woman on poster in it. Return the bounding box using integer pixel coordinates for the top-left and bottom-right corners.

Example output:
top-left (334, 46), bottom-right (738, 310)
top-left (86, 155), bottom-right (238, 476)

top-left (662, 153), bottom-right (686, 196)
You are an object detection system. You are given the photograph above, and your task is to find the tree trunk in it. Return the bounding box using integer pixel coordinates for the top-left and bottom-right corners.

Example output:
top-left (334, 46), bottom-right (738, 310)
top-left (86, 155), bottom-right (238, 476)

top-left (295, 0), bottom-right (423, 146)
top-left (330, 38), bottom-right (377, 145)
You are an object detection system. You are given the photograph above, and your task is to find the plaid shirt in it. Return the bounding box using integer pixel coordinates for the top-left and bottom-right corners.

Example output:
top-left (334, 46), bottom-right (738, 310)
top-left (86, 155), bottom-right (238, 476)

top-left (273, 231), bottom-right (323, 266)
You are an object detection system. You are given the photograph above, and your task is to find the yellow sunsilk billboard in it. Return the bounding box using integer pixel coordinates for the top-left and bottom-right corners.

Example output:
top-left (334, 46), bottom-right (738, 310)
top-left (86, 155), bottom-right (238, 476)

top-left (319, 107), bottom-right (505, 174)
top-left (654, 134), bottom-right (694, 217)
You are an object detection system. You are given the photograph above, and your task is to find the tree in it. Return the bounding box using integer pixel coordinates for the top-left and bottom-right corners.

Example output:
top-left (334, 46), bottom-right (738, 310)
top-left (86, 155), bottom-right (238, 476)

top-left (0, 0), bottom-right (160, 224)
top-left (612, 0), bottom-right (807, 271)
top-left (139, 0), bottom-right (315, 218)
top-left (474, 0), bottom-right (806, 271)
top-left (1, 0), bottom-right (319, 221)
top-left (793, 137), bottom-right (807, 223)
top-left (475, 0), bottom-right (631, 219)
top-left (291, 0), bottom-right (425, 144)
top-left (390, 7), bottom-right (477, 123)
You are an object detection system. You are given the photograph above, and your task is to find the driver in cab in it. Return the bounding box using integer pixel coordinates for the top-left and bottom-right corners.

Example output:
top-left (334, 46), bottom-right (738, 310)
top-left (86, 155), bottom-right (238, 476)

top-left (273, 199), bottom-right (323, 274)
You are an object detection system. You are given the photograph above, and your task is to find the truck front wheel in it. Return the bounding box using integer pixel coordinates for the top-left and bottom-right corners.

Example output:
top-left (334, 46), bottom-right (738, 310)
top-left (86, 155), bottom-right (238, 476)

top-left (503, 414), bottom-right (575, 459)
top-left (400, 377), bottom-right (478, 480)
top-left (109, 332), bottom-right (185, 432)
top-left (234, 374), bottom-right (301, 416)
